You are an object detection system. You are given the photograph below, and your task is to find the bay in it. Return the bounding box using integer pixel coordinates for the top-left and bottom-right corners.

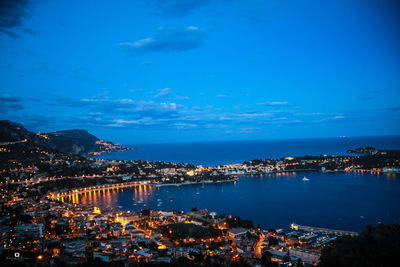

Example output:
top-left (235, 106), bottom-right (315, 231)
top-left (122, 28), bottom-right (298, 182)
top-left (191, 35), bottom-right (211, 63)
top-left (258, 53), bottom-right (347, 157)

top-left (78, 171), bottom-right (400, 232)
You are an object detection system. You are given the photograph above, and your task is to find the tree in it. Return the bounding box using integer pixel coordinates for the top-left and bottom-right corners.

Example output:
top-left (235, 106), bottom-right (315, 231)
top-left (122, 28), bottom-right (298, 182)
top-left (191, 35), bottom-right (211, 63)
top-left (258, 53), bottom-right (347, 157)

top-left (295, 258), bottom-right (304, 267)
top-left (319, 224), bottom-right (400, 267)
top-left (261, 251), bottom-right (278, 267)
top-left (268, 236), bottom-right (278, 246)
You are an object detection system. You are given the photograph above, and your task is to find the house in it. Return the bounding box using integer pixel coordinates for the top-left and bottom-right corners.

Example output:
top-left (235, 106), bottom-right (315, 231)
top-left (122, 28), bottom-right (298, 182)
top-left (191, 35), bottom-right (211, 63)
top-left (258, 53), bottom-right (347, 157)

top-left (228, 227), bottom-right (249, 239)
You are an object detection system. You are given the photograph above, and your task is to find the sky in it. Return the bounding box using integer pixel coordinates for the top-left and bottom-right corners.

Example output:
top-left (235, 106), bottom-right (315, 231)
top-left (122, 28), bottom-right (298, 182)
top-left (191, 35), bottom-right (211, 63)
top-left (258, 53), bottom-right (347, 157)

top-left (0, 0), bottom-right (399, 144)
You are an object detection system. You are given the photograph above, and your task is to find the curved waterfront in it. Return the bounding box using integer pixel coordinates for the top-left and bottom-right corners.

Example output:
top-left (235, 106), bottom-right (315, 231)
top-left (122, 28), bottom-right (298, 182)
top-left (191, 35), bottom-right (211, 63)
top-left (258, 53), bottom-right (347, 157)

top-left (76, 171), bottom-right (400, 232)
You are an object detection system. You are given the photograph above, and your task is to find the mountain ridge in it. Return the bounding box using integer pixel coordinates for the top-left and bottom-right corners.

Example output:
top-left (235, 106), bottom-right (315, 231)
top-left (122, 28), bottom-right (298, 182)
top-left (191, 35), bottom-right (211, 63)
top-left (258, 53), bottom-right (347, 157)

top-left (0, 120), bottom-right (130, 156)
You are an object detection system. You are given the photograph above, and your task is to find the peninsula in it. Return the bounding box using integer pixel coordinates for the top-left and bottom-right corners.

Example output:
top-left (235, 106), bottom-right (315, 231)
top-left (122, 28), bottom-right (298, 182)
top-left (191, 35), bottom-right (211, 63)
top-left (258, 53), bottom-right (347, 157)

top-left (1, 120), bottom-right (400, 266)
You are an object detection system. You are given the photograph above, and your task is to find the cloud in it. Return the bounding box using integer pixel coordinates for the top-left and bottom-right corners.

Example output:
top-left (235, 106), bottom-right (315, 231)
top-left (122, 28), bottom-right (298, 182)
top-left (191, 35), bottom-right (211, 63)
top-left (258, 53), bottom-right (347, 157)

top-left (258, 101), bottom-right (289, 106)
top-left (174, 122), bottom-right (197, 129)
top-left (216, 94), bottom-right (227, 98)
top-left (3, 92), bottom-right (358, 136)
top-left (50, 97), bottom-right (85, 108)
top-left (48, 96), bottom-right (183, 121)
top-left (147, 0), bottom-right (210, 17)
top-left (106, 117), bottom-right (158, 128)
top-left (0, 92), bottom-right (22, 103)
top-left (0, 93), bottom-right (24, 113)
top-left (155, 88), bottom-right (172, 98)
top-left (176, 95), bottom-right (191, 100)
top-left (119, 26), bottom-right (205, 54)
top-left (239, 127), bottom-right (261, 134)
top-left (0, 0), bottom-right (33, 37)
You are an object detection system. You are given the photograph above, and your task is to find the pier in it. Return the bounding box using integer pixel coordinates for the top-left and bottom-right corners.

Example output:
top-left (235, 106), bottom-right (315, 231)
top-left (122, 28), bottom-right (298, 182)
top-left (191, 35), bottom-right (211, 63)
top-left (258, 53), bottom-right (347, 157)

top-left (291, 223), bottom-right (358, 236)
top-left (47, 180), bottom-right (152, 201)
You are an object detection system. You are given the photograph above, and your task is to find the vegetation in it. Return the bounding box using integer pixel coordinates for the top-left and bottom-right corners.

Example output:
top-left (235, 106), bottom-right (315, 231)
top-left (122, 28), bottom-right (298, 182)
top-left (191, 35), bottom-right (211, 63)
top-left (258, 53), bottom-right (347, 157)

top-left (226, 216), bottom-right (253, 229)
top-left (319, 224), bottom-right (400, 267)
top-left (160, 223), bottom-right (222, 240)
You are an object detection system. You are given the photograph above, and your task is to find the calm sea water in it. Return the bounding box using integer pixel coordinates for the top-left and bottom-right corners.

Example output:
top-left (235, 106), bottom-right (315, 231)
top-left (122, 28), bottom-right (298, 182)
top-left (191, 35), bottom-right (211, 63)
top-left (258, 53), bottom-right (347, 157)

top-left (85, 136), bottom-right (400, 231)
top-left (78, 172), bottom-right (400, 232)
top-left (99, 136), bottom-right (400, 166)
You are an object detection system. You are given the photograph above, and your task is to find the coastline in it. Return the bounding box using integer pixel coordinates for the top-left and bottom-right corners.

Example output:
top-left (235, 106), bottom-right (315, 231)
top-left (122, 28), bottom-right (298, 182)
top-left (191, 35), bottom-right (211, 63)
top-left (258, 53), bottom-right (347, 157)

top-left (42, 171), bottom-right (396, 233)
top-left (47, 177), bottom-right (239, 200)
top-left (155, 177), bottom-right (238, 187)
top-left (45, 167), bottom-right (398, 201)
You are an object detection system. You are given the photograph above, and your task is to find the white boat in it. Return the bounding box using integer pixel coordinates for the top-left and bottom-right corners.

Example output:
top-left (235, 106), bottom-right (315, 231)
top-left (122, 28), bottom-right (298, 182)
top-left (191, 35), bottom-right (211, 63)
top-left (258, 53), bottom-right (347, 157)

top-left (302, 176), bottom-right (310, 181)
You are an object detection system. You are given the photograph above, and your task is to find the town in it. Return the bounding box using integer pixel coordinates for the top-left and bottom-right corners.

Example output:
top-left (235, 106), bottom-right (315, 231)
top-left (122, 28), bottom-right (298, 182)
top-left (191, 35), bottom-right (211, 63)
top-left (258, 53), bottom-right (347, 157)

top-left (2, 183), bottom-right (350, 266)
top-left (1, 121), bottom-right (399, 266)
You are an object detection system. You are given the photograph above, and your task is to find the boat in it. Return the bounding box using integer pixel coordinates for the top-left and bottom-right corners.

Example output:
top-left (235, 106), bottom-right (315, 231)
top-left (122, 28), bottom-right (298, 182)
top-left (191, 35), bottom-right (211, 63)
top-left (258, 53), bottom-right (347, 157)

top-left (302, 176), bottom-right (310, 181)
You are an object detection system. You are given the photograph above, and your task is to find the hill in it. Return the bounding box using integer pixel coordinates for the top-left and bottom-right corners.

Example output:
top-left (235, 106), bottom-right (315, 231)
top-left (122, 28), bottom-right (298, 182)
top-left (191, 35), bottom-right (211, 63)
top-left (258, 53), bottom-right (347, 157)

top-left (44, 129), bottom-right (100, 155)
top-left (0, 120), bottom-right (130, 156)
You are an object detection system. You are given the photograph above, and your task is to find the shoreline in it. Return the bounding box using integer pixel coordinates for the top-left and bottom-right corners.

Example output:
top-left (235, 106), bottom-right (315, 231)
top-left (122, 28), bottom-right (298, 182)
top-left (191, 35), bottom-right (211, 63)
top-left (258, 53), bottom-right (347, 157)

top-left (45, 169), bottom-right (399, 200)
top-left (155, 178), bottom-right (238, 187)
top-left (46, 177), bottom-right (239, 200)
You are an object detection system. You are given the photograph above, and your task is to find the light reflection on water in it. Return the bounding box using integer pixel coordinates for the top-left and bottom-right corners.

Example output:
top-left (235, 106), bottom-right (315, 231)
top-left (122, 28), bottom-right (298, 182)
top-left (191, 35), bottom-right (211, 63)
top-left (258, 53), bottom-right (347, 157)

top-left (75, 184), bottom-right (158, 210)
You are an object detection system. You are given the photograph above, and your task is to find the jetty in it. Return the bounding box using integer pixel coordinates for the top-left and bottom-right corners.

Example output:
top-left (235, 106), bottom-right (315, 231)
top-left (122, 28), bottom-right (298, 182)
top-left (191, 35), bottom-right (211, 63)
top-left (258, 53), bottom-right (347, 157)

top-left (291, 222), bottom-right (358, 236)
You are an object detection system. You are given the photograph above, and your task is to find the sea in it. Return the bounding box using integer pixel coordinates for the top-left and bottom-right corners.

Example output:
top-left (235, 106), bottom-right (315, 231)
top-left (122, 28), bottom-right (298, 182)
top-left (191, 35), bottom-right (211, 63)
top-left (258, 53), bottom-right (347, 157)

top-left (83, 135), bottom-right (400, 232)
top-left (98, 135), bottom-right (400, 166)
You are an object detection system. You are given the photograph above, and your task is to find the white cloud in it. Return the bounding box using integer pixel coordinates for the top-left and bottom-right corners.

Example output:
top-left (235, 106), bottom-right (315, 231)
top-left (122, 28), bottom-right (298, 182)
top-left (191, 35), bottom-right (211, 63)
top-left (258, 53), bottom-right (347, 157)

top-left (258, 101), bottom-right (289, 106)
top-left (176, 95), bottom-right (191, 100)
top-left (174, 122), bottom-right (197, 129)
top-left (155, 88), bottom-right (171, 98)
top-left (119, 26), bottom-right (205, 54)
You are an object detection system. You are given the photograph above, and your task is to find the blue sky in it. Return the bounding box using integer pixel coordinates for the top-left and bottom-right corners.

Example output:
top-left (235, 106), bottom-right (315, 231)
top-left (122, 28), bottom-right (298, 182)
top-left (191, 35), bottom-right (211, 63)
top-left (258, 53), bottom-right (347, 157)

top-left (0, 0), bottom-right (399, 144)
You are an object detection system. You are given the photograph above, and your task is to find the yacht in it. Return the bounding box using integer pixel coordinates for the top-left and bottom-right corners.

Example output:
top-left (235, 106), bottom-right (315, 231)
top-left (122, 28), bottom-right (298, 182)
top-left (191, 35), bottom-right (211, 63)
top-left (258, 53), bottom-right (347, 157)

top-left (302, 176), bottom-right (310, 181)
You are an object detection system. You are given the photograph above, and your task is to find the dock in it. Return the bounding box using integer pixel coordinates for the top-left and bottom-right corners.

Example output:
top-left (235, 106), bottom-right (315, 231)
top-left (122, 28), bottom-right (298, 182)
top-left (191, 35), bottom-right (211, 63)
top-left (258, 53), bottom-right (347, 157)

top-left (291, 222), bottom-right (358, 236)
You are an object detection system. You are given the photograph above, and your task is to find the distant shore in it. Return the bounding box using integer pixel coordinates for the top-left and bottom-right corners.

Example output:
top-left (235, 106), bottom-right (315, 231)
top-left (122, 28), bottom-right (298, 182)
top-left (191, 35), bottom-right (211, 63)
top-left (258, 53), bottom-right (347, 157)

top-left (155, 177), bottom-right (238, 187)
